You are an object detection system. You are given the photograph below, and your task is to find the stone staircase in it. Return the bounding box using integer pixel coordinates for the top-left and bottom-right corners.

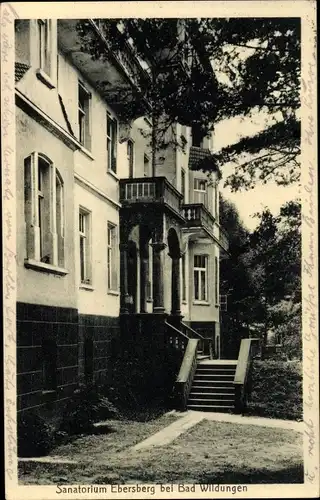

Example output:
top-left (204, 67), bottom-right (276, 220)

top-left (187, 360), bottom-right (238, 412)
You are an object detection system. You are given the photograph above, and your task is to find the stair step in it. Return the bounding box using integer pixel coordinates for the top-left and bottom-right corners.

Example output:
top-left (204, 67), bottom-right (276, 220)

top-left (196, 369), bottom-right (235, 374)
top-left (196, 366), bottom-right (236, 372)
top-left (191, 385), bottom-right (235, 393)
top-left (189, 392), bottom-right (235, 400)
top-left (194, 373), bottom-right (235, 379)
top-left (188, 398), bottom-right (234, 404)
top-left (192, 382), bottom-right (234, 390)
top-left (187, 404), bottom-right (234, 412)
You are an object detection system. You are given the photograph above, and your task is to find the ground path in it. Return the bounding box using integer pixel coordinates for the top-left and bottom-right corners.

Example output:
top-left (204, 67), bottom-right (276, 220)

top-left (18, 410), bottom-right (303, 465)
top-left (131, 410), bottom-right (303, 451)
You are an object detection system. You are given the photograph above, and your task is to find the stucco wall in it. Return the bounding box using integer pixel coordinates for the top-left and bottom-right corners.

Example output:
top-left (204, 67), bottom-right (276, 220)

top-left (16, 108), bottom-right (77, 308)
top-left (188, 240), bottom-right (220, 324)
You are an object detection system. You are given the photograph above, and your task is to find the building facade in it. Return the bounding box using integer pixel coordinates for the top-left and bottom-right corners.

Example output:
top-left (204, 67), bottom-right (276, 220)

top-left (15, 18), bottom-right (229, 414)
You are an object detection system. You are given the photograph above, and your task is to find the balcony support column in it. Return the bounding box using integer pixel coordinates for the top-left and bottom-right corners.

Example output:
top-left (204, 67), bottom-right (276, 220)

top-left (140, 242), bottom-right (149, 313)
top-left (151, 242), bottom-right (166, 313)
top-left (170, 253), bottom-right (182, 317)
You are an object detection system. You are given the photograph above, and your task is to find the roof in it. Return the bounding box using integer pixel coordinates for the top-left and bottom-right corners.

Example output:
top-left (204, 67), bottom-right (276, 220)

top-left (188, 146), bottom-right (211, 169)
top-left (188, 146), bottom-right (221, 178)
top-left (15, 62), bottom-right (30, 83)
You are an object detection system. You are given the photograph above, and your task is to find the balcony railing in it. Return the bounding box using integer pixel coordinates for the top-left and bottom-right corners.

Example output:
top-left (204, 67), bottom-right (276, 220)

top-left (91, 19), bottom-right (149, 90)
top-left (119, 177), bottom-right (183, 216)
top-left (182, 203), bottom-right (215, 234)
top-left (183, 203), bottom-right (229, 252)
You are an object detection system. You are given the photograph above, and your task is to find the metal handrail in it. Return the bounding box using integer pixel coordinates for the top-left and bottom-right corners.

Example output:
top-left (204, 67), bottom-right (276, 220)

top-left (165, 321), bottom-right (189, 341)
top-left (181, 321), bottom-right (205, 340)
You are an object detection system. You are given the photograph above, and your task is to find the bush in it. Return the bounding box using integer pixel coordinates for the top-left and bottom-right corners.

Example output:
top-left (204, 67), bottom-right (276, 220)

top-left (106, 349), bottom-right (179, 414)
top-left (59, 383), bottom-right (119, 435)
top-left (18, 411), bottom-right (55, 457)
top-left (247, 360), bottom-right (302, 420)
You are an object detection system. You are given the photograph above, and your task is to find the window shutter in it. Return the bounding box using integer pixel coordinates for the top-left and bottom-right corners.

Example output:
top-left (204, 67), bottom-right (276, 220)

top-left (24, 153), bottom-right (38, 259)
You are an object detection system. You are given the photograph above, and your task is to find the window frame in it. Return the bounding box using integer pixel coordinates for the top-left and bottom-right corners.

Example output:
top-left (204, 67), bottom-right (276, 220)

top-left (78, 81), bottom-right (92, 150)
top-left (220, 294), bottom-right (227, 311)
top-left (79, 208), bottom-right (92, 285)
top-left (24, 152), bottom-right (66, 273)
top-left (127, 139), bottom-right (134, 178)
top-left (107, 222), bottom-right (118, 293)
top-left (194, 178), bottom-right (208, 207)
top-left (106, 111), bottom-right (118, 174)
top-left (37, 19), bottom-right (51, 76)
top-left (215, 255), bottom-right (219, 305)
top-left (193, 254), bottom-right (209, 303)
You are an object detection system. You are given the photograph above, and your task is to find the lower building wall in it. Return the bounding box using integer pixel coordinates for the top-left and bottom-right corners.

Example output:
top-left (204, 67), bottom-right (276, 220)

top-left (78, 314), bottom-right (120, 385)
top-left (17, 303), bottom-right (120, 414)
top-left (17, 302), bottom-right (79, 414)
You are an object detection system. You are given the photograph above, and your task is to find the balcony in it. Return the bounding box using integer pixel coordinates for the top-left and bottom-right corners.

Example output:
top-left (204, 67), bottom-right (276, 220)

top-left (183, 204), bottom-right (214, 234)
top-left (119, 177), bottom-right (183, 219)
top-left (182, 203), bottom-right (229, 254)
top-left (57, 19), bottom-right (149, 121)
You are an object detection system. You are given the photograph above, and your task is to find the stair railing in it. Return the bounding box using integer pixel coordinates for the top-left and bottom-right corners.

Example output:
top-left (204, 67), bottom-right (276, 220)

top-left (233, 338), bottom-right (259, 414)
top-left (181, 322), bottom-right (213, 359)
top-left (165, 320), bottom-right (189, 353)
top-left (174, 338), bottom-right (199, 411)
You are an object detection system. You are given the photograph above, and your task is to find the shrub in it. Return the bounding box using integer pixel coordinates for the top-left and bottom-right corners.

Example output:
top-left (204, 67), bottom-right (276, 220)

top-left (247, 360), bottom-right (302, 420)
top-left (59, 383), bottom-right (119, 435)
top-left (18, 411), bottom-right (55, 457)
top-left (105, 349), bottom-right (179, 414)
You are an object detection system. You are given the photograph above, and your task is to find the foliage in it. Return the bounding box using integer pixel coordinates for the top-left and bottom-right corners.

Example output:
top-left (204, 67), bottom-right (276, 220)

top-left (219, 195), bottom-right (260, 357)
top-left (76, 18), bottom-right (300, 188)
top-left (248, 200), bottom-right (301, 356)
top-left (247, 360), bottom-right (302, 420)
top-left (76, 19), bottom-right (218, 173)
top-left (105, 348), bottom-right (180, 415)
top-left (205, 17), bottom-right (301, 190)
top-left (59, 384), bottom-right (119, 435)
top-left (220, 197), bottom-right (301, 359)
top-left (18, 411), bottom-right (56, 457)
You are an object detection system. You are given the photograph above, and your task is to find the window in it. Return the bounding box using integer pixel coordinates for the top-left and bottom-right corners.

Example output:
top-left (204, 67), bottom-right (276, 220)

top-left (182, 252), bottom-right (187, 302)
top-left (78, 82), bottom-right (91, 149)
top-left (144, 154), bottom-right (150, 177)
top-left (37, 19), bottom-right (51, 75)
top-left (194, 178), bottom-right (208, 207)
top-left (192, 125), bottom-right (204, 147)
top-left (24, 153), bottom-right (65, 268)
top-left (215, 256), bottom-right (219, 305)
top-left (107, 223), bottom-right (118, 291)
top-left (42, 337), bottom-right (57, 392)
top-left (79, 209), bottom-right (91, 284)
top-left (181, 169), bottom-right (186, 203)
top-left (220, 294), bottom-right (227, 311)
top-left (127, 140), bottom-right (134, 178)
top-left (194, 255), bottom-right (208, 302)
top-left (107, 112), bottom-right (118, 173)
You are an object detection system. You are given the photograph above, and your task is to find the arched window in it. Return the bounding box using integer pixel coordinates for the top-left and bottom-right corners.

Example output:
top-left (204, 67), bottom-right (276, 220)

top-left (24, 152), bottom-right (65, 268)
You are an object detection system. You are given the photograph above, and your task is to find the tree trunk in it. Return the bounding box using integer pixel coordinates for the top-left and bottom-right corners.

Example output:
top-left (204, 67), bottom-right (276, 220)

top-left (151, 112), bottom-right (158, 177)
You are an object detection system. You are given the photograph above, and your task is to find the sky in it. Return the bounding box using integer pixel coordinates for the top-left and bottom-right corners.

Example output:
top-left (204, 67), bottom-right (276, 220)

top-left (213, 112), bottom-right (300, 232)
